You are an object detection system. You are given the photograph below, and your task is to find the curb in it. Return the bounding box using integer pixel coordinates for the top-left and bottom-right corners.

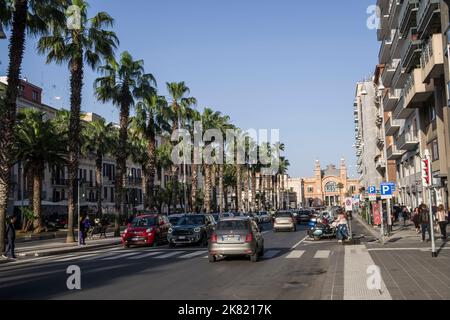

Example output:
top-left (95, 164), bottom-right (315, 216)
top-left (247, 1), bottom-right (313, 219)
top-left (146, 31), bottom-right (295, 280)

top-left (353, 214), bottom-right (380, 240)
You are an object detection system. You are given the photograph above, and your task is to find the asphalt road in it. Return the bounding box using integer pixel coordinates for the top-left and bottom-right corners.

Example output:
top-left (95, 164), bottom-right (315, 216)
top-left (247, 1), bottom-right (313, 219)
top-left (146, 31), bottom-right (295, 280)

top-left (0, 222), bottom-right (366, 300)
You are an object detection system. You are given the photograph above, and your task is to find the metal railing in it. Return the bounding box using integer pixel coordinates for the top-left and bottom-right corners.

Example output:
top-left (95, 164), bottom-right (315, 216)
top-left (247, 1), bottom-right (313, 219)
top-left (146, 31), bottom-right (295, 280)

top-left (420, 36), bottom-right (434, 68)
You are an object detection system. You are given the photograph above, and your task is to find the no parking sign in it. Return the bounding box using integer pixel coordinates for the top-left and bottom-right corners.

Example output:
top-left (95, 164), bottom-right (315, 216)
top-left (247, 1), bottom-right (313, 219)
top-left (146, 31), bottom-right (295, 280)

top-left (345, 198), bottom-right (353, 211)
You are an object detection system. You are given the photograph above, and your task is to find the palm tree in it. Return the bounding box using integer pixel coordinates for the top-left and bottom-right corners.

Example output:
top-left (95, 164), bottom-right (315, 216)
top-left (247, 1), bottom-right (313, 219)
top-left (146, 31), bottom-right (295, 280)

top-left (166, 82), bottom-right (197, 212)
top-left (82, 118), bottom-right (114, 217)
top-left (155, 141), bottom-right (174, 213)
top-left (0, 0), bottom-right (67, 251)
top-left (131, 93), bottom-right (170, 211)
top-left (15, 109), bottom-right (67, 233)
top-left (278, 157), bottom-right (290, 209)
top-left (95, 51), bottom-right (155, 235)
top-left (38, 0), bottom-right (119, 243)
top-left (186, 109), bottom-right (201, 213)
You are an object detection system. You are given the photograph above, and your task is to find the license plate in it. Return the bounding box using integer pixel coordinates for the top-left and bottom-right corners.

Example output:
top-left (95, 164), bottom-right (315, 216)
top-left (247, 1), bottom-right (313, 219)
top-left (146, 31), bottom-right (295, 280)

top-left (223, 235), bottom-right (240, 241)
top-left (178, 236), bottom-right (186, 239)
top-left (132, 237), bottom-right (140, 241)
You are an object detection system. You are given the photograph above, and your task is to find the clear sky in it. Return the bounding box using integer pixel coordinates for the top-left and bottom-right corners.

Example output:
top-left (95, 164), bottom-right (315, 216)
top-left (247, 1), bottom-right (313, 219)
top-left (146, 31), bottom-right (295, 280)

top-left (0, 0), bottom-right (380, 178)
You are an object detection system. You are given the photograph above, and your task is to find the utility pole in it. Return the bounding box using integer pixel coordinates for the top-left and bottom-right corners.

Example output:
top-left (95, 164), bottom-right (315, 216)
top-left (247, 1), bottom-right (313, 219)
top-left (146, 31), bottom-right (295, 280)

top-left (423, 149), bottom-right (437, 258)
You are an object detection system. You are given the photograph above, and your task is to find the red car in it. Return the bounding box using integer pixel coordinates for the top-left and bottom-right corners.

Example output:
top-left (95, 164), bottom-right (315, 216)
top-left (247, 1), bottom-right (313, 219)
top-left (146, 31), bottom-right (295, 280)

top-left (121, 214), bottom-right (171, 248)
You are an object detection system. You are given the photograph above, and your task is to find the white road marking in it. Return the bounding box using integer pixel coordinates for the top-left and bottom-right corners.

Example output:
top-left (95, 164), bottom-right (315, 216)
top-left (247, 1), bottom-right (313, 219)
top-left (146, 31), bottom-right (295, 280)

top-left (56, 253), bottom-right (99, 262)
top-left (129, 251), bottom-right (163, 259)
top-left (154, 251), bottom-right (184, 259)
top-left (264, 250), bottom-right (280, 259)
top-left (179, 251), bottom-right (207, 259)
top-left (286, 250), bottom-right (305, 259)
top-left (102, 252), bottom-right (140, 260)
top-left (314, 250), bottom-right (330, 259)
top-left (291, 236), bottom-right (308, 250)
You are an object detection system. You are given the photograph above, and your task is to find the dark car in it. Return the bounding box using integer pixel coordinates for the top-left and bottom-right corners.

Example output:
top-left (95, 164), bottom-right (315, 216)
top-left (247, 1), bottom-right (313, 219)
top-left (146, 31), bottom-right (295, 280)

top-left (168, 214), bottom-right (216, 247)
top-left (296, 210), bottom-right (312, 224)
top-left (121, 214), bottom-right (171, 248)
top-left (168, 214), bottom-right (184, 225)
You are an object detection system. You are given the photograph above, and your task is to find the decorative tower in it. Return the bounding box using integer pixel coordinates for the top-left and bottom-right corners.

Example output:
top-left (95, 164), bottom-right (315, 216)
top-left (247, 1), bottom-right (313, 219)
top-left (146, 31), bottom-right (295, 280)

top-left (340, 158), bottom-right (347, 200)
top-left (314, 160), bottom-right (322, 205)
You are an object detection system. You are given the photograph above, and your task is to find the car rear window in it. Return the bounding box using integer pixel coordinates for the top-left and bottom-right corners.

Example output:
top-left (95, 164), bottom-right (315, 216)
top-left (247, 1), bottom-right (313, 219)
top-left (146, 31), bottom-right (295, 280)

top-left (217, 220), bottom-right (249, 231)
top-left (276, 212), bottom-right (292, 218)
top-left (132, 217), bottom-right (157, 227)
top-left (299, 211), bottom-right (311, 215)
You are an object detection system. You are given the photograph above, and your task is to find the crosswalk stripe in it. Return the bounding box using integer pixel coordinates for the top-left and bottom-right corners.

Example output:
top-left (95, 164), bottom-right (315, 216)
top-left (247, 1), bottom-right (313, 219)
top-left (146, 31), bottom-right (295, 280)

top-left (102, 252), bottom-right (140, 260)
top-left (154, 251), bottom-right (184, 259)
top-left (264, 250), bottom-right (280, 259)
top-left (56, 253), bottom-right (99, 262)
top-left (314, 250), bottom-right (330, 259)
top-left (286, 250), bottom-right (305, 259)
top-left (179, 251), bottom-right (207, 259)
top-left (129, 252), bottom-right (163, 260)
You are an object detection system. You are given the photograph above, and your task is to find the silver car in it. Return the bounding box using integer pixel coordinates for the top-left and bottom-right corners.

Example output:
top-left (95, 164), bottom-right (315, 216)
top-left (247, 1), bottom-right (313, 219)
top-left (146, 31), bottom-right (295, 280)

top-left (273, 211), bottom-right (296, 232)
top-left (208, 217), bottom-right (264, 263)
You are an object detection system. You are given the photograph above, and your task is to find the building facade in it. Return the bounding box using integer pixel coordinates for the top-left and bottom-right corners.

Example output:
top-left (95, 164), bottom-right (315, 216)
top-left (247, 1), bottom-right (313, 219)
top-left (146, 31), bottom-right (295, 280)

top-left (376, 0), bottom-right (450, 210)
top-left (288, 160), bottom-right (360, 208)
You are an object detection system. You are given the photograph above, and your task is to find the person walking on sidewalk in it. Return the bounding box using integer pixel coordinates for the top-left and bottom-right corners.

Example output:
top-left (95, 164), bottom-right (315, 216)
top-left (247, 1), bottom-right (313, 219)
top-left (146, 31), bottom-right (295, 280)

top-left (79, 216), bottom-right (87, 245)
top-left (419, 204), bottom-right (432, 243)
top-left (437, 204), bottom-right (448, 241)
top-left (412, 207), bottom-right (420, 234)
top-left (2, 216), bottom-right (17, 259)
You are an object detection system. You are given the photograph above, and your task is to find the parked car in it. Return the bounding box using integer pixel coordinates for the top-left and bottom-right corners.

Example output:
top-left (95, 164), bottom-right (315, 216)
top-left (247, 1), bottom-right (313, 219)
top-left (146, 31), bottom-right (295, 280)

top-left (168, 214), bottom-right (216, 247)
top-left (273, 211), bottom-right (296, 232)
top-left (296, 210), bottom-right (312, 224)
top-left (121, 214), bottom-right (171, 248)
top-left (221, 212), bottom-right (235, 219)
top-left (208, 217), bottom-right (264, 263)
top-left (211, 213), bottom-right (221, 223)
top-left (256, 211), bottom-right (271, 223)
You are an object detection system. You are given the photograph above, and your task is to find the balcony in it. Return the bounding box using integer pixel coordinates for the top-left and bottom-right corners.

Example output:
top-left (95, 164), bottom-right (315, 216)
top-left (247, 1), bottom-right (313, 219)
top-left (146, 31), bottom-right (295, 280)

top-left (127, 177), bottom-right (143, 187)
top-left (388, 0), bottom-right (402, 30)
top-left (387, 144), bottom-right (404, 160)
top-left (381, 59), bottom-right (400, 87)
top-left (399, 0), bottom-right (419, 37)
top-left (420, 33), bottom-right (444, 82)
top-left (397, 131), bottom-right (419, 151)
top-left (403, 68), bottom-right (434, 108)
top-left (393, 96), bottom-right (414, 119)
top-left (377, 0), bottom-right (392, 41)
top-left (376, 157), bottom-right (387, 171)
top-left (401, 28), bottom-right (423, 72)
top-left (392, 59), bottom-right (408, 89)
top-left (385, 117), bottom-right (401, 136)
top-left (417, 0), bottom-right (441, 35)
top-left (379, 29), bottom-right (395, 63)
top-left (390, 29), bottom-right (405, 59)
top-left (383, 88), bottom-right (401, 111)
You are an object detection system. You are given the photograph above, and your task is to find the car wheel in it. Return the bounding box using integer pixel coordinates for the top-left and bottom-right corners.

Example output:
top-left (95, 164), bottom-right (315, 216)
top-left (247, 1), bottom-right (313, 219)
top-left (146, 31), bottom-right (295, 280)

top-left (258, 246), bottom-right (265, 257)
top-left (250, 252), bottom-right (258, 262)
top-left (208, 254), bottom-right (216, 263)
top-left (201, 233), bottom-right (208, 247)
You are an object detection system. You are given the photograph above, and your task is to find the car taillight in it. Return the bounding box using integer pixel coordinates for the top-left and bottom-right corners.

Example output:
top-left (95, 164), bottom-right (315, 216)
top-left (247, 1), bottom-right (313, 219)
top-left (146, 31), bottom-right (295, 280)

top-left (245, 233), bottom-right (253, 242)
top-left (211, 233), bottom-right (217, 243)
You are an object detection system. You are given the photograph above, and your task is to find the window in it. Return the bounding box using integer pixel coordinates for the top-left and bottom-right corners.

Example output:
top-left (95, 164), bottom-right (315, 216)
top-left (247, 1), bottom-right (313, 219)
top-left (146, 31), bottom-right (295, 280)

top-left (429, 105), bottom-right (436, 123)
top-left (324, 181), bottom-right (337, 193)
top-left (104, 187), bottom-right (108, 200)
top-left (307, 187), bottom-right (314, 193)
top-left (110, 187), bottom-right (114, 202)
top-left (32, 90), bottom-right (39, 101)
top-left (431, 140), bottom-right (439, 161)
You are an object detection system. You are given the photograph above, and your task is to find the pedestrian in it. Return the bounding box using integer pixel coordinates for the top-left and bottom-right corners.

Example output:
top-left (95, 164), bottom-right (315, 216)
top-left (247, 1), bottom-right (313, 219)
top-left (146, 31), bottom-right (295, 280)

top-left (401, 206), bottom-right (409, 227)
top-left (84, 215), bottom-right (91, 241)
top-left (412, 207), bottom-right (420, 234)
top-left (79, 215), bottom-right (86, 245)
top-left (334, 210), bottom-right (349, 243)
top-left (436, 204), bottom-right (448, 241)
top-left (419, 204), bottom-right (432, 243)
top-left (2, 216), bottom-right (17, 259)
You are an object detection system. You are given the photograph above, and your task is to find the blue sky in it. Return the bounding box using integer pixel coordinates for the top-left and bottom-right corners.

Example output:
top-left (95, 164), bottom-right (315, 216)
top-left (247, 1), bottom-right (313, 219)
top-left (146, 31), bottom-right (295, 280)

top-left (0, 0), bottom-right (379, 178)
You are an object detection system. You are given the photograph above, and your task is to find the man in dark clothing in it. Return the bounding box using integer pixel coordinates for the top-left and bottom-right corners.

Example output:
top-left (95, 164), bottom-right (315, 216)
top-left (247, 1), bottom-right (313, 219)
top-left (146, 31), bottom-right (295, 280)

top-left (3, 216), bottom-right (17, 259)
top-left (419, 204), bottom-right (431, 242)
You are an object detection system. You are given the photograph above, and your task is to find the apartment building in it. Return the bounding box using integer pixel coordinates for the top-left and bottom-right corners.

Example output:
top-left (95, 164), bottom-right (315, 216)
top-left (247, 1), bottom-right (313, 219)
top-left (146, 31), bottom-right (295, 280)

top-left (377, 0), bottom-right (450, 209)
top-left (354, 79), bottom-right (388, 190)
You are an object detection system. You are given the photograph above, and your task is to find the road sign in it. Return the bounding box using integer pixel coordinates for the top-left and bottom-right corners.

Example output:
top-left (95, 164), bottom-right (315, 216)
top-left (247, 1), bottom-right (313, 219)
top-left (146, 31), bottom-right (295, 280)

top-left (345, 198), bottom-right (353, 211)
top-left (368, 186), bottom-right (377, 195)
top-left (380, 183), bottom-right (394, 199)
top-left (369, 195), bottom-right (377, 201)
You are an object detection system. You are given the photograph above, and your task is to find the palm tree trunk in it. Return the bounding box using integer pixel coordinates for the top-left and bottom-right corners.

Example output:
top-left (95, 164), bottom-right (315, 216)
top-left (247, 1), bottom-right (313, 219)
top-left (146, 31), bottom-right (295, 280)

top-left (251, 169), bottom-right (256, 213)
top-left (244, 167), bottom-right (249, 213)
top-left (115, 93), bottom-right (131, 236)
top-left (0, 0), bottom-right (28, 252)
top-left (95, 151), bottom-right (103, 217)
top-left (218, 165), bottom-right (224, 214)
top-left (67, 52), bottom-right (83, 244)
top-left (146, 135), bottom-right (156, 210)
top-left (32, 165), bottom-right (43, 233)
top-left (236, 165), bottom-right (242, 213)
top-left (191, 164), bottom-right (198, 213)
top-left (204, 165), bottom-right (211, 213)
top-left (224, 187), bottom-right (229, 212)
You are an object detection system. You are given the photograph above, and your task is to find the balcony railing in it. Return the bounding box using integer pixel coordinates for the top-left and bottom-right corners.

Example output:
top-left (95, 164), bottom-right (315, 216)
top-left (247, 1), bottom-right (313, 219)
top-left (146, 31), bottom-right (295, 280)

top-left (383, 88), bottom-right (401, 111)
top-left (381, 59), bottom-right (400, 87)
top-left (420, 33), bottom-right (444, 82)
top-left (387, 144), bottom-right (404, 160)
top-left (403, 68), bottom-right (434, 108)
top-left (385, 117), bottom-right (401, 136)
top-left (401, 28), bottom-right (422, 72)
top-left (376, 157), bottom-right (387, 170)
top-left (399, 0), bottom-right (419, 37)
top-left (397, 131), bottom-right (419, 151)
top-left (393, 95), bottom-right (414, 119)
top-left (379, 29), bottom-right (396, 63)
top-left (392, 58), bottom-right (408, 89)
top-left (388, 0), bottom-right (402, 30)
top-left (417, 0), bottom-right (441, 34)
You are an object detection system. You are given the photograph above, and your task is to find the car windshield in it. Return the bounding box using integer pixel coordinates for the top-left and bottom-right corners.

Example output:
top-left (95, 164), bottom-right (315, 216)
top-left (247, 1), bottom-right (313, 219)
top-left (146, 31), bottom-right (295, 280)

top-left (169, 217), bottom-right (180, 224)
top-left (276, 212), bottom-right (292, 218)
top-left (217, 220), bottom-right (249, 230)
top-left (131, 217), bottom-right (157, 227)
top-left (299, 211), bottom-right (310, 215)
top-left (177, 216), bottom-right (205, 226)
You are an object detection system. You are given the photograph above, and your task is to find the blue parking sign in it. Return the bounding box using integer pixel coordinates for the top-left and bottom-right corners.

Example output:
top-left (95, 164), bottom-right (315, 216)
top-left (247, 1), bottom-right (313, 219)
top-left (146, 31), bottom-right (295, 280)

top-left (380, 183), bottom-right (394, 198)
top-left (368, 186), bottom-right (377, 195)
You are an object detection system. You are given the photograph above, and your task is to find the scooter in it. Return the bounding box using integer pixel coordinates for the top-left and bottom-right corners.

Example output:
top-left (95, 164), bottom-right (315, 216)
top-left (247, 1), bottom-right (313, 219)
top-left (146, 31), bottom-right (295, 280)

top-left (309, 222), bottom-right (336, 241)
